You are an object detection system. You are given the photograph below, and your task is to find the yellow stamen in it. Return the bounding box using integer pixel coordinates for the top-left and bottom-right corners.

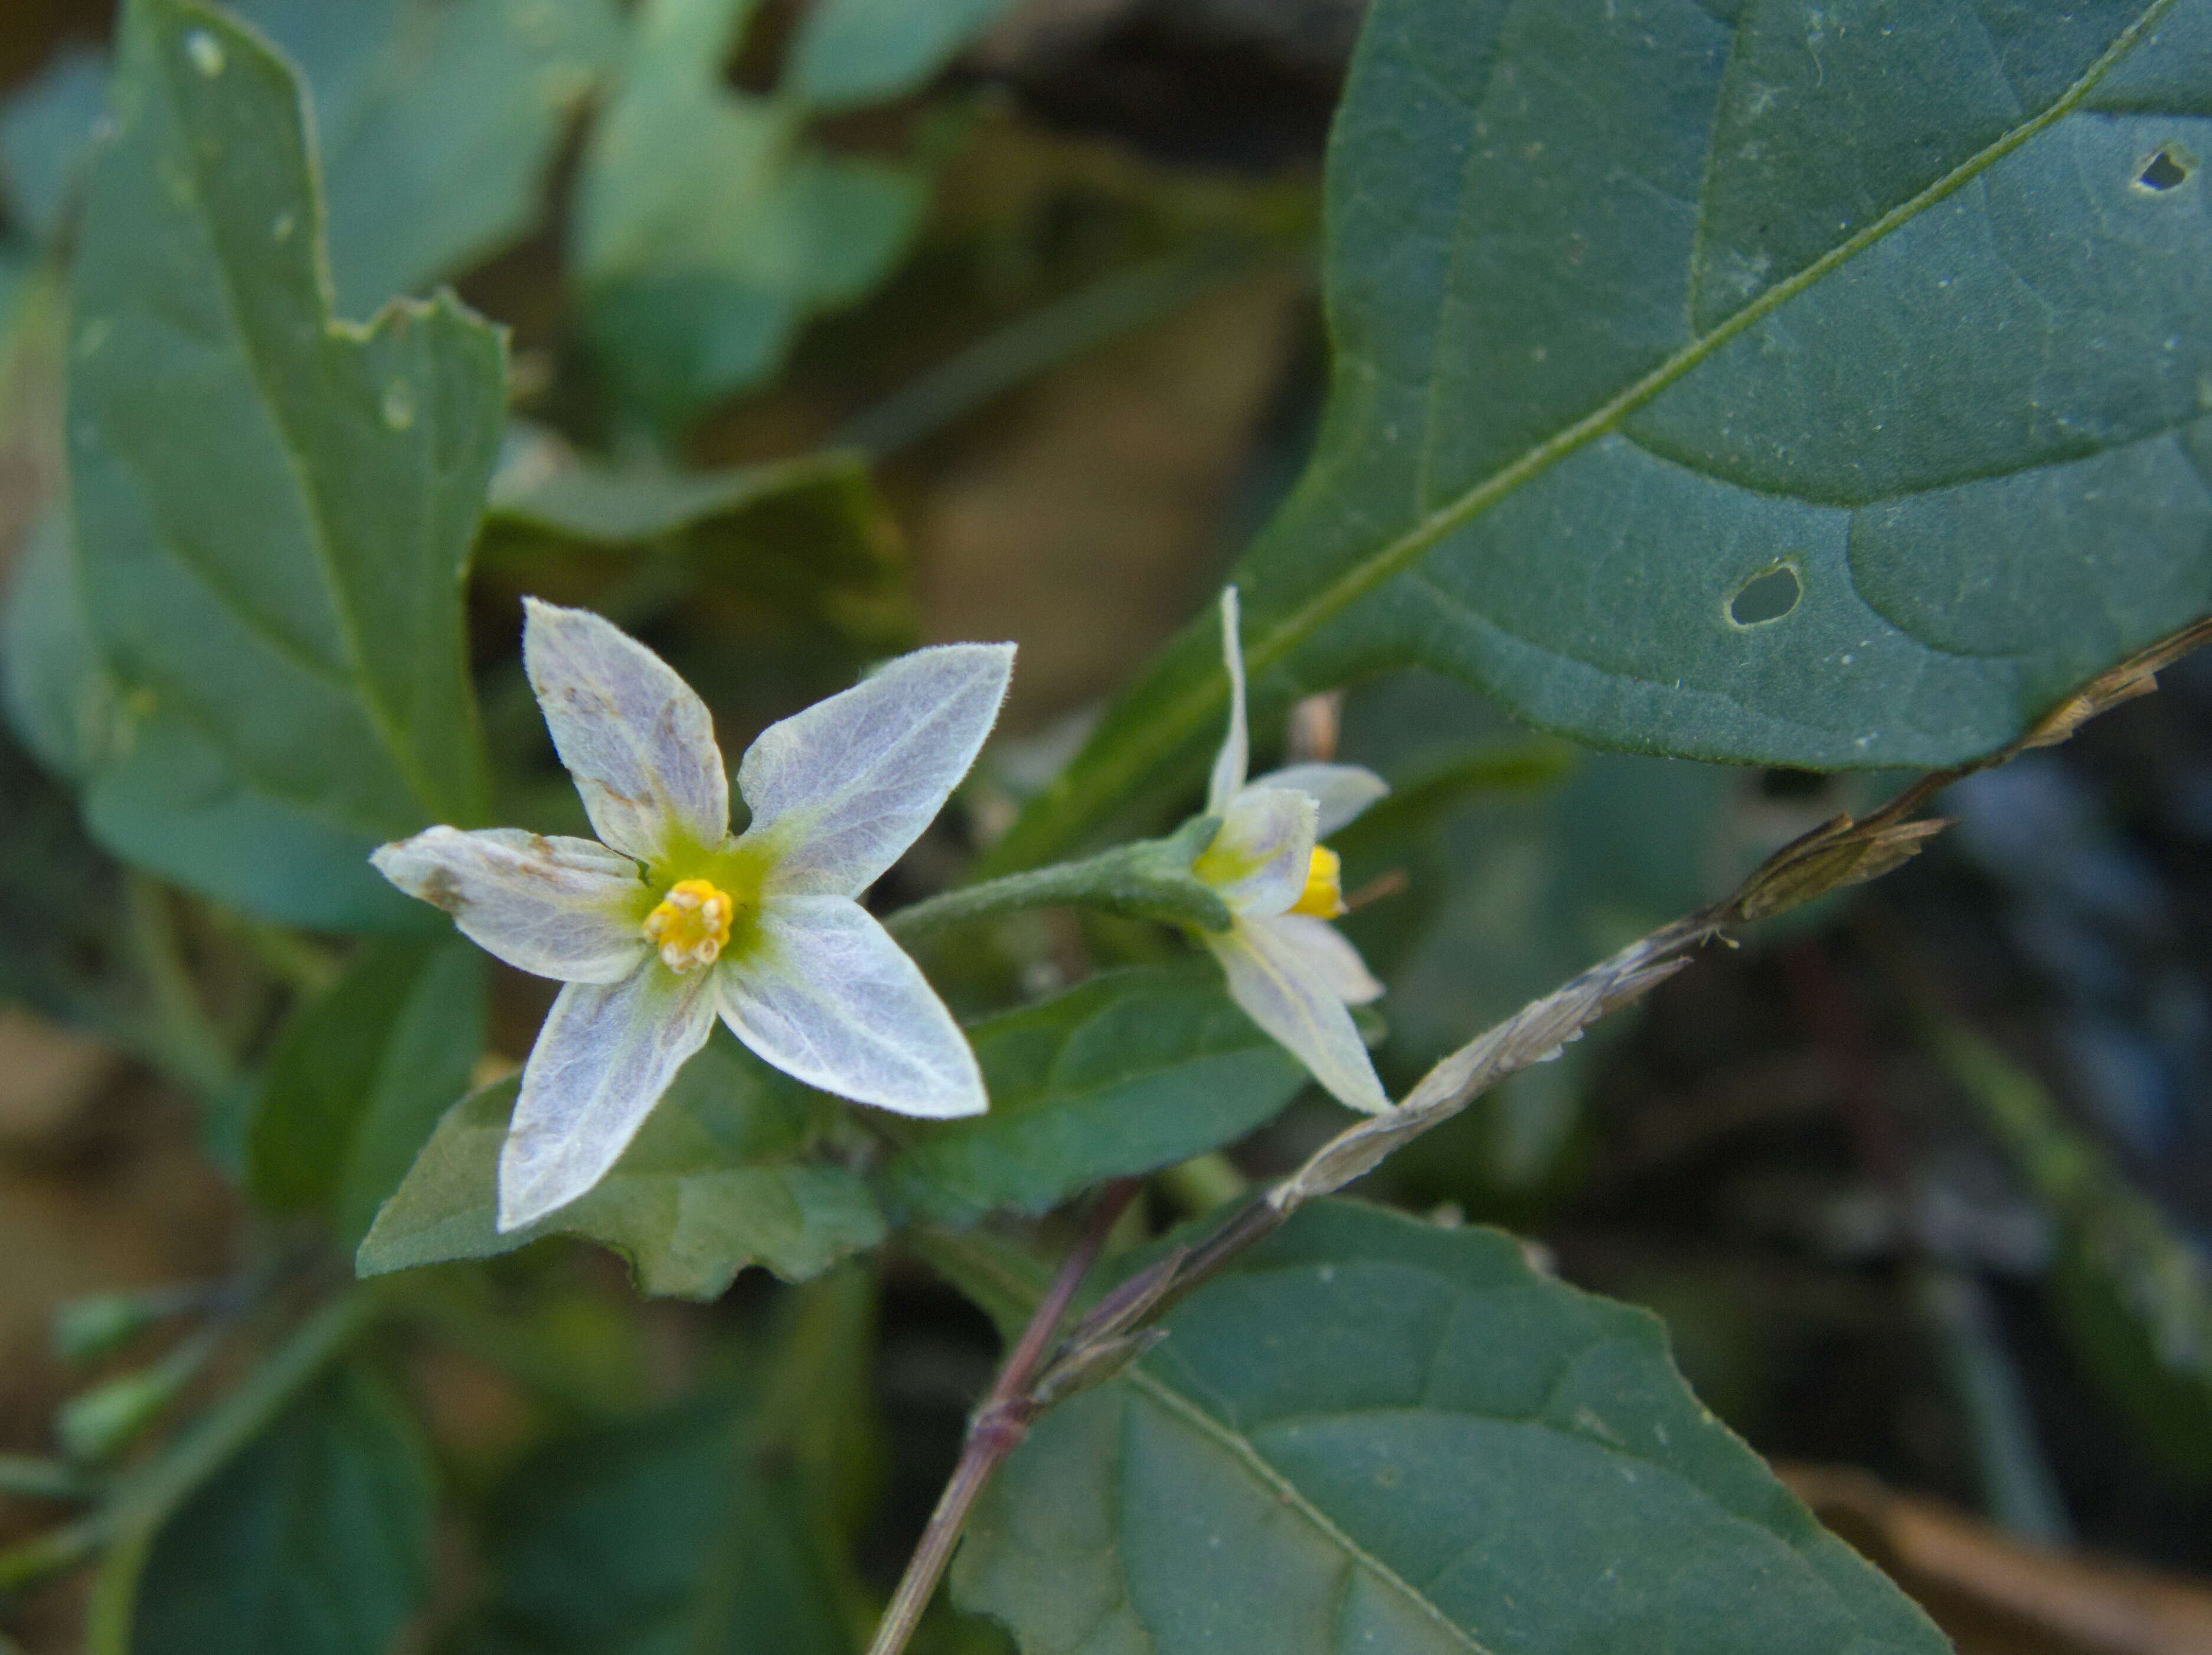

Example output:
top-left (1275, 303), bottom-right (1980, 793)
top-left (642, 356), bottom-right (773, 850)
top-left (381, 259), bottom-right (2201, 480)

top-left (1289, 846), bottom-right (1346, 919)
top-left (642, 877), bottom-right (734, 972)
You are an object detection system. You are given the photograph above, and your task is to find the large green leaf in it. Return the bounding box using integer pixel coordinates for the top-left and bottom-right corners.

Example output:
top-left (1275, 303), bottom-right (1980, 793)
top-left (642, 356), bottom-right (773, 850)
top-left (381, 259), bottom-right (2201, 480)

top-left (68, 0), bottom-right (505, 929)
top-left (246, 934), bottom-right (486, 1250)
top-left (226, 0), bottom-right (620, 315)
top-left (880, 966), bottom-right (1308, 1229)
top-left (132, 1363), bottom-right (434, 1655)
top-left (955, 1200), bottom-right (1947, 1655)
top-left (462, 1390), bottom-right (854, 1655)
top-left (991, 0), bottom-right (2212, 872)
top-left (358, 1031), bottom-right (887, 1299)
top-left (571, 0), bottom-right (927, 423)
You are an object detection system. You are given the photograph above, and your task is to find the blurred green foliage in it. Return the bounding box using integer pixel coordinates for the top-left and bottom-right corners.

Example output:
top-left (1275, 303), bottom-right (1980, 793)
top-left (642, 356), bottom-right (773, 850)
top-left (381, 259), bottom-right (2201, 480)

top-left (1, 0), bottom-right (2208, 1650)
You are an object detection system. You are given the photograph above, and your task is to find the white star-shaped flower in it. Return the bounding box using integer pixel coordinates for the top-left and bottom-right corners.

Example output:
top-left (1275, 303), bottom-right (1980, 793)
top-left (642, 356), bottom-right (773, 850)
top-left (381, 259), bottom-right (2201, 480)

top-left (1190, 587), bottom-right (1391, 1113)
top-left (373, 599), bottom-right (1013, 1230)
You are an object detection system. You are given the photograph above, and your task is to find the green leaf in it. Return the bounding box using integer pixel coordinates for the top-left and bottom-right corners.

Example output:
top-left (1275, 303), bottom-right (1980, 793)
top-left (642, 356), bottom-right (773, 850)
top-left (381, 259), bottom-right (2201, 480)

top-left (479, 445), bottom-right (915, 658)
top-left (462, 1390), bottom-right (854, 1655)
top-left (0, 2), bottom-right (620, 310)
top-left (880, 966), bottom-right (1307, 1229)
top-left (225, 0), bottom-right (621, 314)
top-left (132, 1363), bottom-right (434, 1655)
top-left (68, 0), bottom-right (504, 929)
top-left (358, 1032), bottom-right (887, 1299)
top-left (990, 0), bottom-right (2212, 873)
top-left (1, 507), bottom-right (117, 785)
top-left (0, 41), bottom-right (109, 244)
top-left (246, 933), bottom-right (486, 1249)
top-left (955, 1200), bottom-right (1948, 1655)
top-left (572, 0), bottom-right (927, 423)
top-left (784, 0), bottom-right (1016, 113)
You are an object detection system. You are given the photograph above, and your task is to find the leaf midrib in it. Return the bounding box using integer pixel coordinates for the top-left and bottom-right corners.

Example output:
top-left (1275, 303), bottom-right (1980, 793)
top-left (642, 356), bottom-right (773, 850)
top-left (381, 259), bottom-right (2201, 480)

top-left (1019, 0), bottom-right (2176, 864)
top-left (1122, 1367), bottom-right (1492, 1654)
top-left (158, 2), bottom-right (458, 824)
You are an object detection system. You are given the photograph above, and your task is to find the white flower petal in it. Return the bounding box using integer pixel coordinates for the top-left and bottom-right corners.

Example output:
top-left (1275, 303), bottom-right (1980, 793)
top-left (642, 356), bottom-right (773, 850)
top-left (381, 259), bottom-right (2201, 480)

top-left (1207, 585), bottom-right (1248, 814)
top-left (1201, 785), bottom-right (1316, 918)
top-left (497, 962), bottom-right (717, 1230)
top-left (522, 598), bottom-right (730, 863)
top-left (738, 643), bottom-right (1014, 897)
top-left (1249, 762), bottom-right (1389, 838)
top-left (1205, 917), bottom-right (1390, 1114)
top-left (1267, 913), bottom-right (1385, 1005)
top-left (371, 826), bottom-right (647, 984)
top-left (717, 895), bottom-right (985, 1118)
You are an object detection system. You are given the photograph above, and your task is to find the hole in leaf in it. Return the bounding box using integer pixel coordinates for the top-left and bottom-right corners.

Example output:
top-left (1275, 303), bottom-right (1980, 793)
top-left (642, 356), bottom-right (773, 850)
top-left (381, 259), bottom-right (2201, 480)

top-left (2137, 149), bottom-right (2193, 191)
top-left (1728, 564), bottom-right (1801, 626)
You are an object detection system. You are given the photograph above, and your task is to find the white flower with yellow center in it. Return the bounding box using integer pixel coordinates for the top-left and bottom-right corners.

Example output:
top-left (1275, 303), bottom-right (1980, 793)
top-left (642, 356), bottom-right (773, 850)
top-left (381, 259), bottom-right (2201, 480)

top-left (1191, 587), bottom-right (1391, 1114)
top-left (372, 599), bottom-right (1013, 1230)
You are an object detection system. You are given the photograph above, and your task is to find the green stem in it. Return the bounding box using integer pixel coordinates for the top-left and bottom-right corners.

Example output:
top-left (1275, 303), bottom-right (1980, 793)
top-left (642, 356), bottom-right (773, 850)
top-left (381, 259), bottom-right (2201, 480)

top-left (883, 818), bottom-right (1228, 944)
top-left (883, 854), bottom-right (1145, 940)
top-left (865, 1181), bottom-right (1143, 1655)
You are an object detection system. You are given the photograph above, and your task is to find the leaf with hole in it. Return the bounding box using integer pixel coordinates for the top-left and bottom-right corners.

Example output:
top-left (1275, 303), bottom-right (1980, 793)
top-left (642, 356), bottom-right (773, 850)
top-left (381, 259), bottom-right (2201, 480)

top-left (989, 0), bottom-right (2212, 873)
top-left (130, 1364), bottom-right (434, 1655)
top-left (878, 965), bottom-right (1309, 1229)
top-left (67, 0), bottom-right (505, 928)
top-left (955, 1199), bottom-right (1948, 1655)
top-left (357, 1032), bottom-right (887, 1300)
top-left (246, 933), bottom-right (485, 1251)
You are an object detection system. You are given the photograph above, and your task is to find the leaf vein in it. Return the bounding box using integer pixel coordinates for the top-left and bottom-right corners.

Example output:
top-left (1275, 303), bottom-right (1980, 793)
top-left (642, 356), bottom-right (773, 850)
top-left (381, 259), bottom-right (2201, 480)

top-left (1056, 0), bottom-right (2178, 835)
top-left (155, 14), bottom-right (457, 822)
top-left (1123, 1369), bottom-right (1494, 1654)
